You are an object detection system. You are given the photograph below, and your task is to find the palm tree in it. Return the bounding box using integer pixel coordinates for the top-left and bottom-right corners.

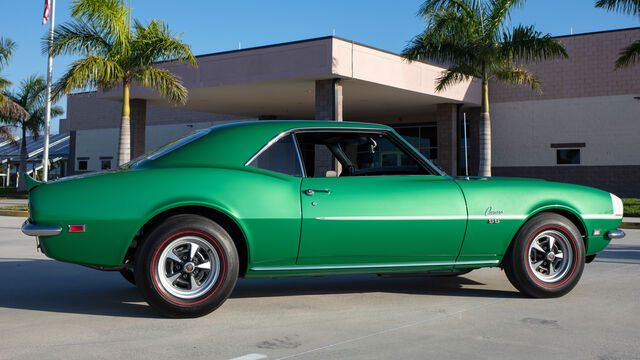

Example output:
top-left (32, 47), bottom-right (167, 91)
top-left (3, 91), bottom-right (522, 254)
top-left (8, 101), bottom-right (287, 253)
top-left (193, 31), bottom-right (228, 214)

top-left (402, 0), bottom-right (568, 177)
top-left (1, 75), bottom-right (64, 191)
top-left (595, 0), bottom-right (640, 68)
top-left (48, 0), bottom-right (197, 166)
top-left (0, 36), bottom-right (30, 127)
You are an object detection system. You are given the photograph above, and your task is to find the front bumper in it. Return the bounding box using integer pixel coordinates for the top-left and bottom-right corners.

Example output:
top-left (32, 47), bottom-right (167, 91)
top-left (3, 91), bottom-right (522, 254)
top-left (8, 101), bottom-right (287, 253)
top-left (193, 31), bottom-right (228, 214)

top-left (21, 220), bottom-right (61, 237)
top-left (605, 229), bottom-right (625, 240)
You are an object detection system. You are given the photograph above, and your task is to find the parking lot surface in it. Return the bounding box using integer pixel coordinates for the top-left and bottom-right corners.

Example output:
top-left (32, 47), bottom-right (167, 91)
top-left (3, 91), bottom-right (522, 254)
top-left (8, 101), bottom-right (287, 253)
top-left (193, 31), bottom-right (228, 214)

top-left (1, 215), bottom-right (638, 360)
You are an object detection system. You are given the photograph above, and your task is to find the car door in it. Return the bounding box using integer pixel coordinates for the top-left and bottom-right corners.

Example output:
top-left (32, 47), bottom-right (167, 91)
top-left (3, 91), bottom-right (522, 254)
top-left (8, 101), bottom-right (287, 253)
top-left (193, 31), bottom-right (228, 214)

top-left (295, 130), bottom-right (467, 267)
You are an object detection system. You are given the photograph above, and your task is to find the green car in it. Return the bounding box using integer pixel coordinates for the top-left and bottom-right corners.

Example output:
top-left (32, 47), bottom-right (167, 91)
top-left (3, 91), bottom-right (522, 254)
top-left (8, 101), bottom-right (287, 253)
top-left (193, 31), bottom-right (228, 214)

top-left (22, 121), bottom-right (625, 318)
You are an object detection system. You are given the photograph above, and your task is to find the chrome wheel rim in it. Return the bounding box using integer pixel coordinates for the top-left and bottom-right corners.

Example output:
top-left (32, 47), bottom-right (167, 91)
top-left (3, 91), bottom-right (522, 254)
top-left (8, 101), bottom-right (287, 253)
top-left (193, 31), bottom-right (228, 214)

top-left (157, 236), bottom-right (220, 299)
top-left (527, 230), bottom-right (573, 283)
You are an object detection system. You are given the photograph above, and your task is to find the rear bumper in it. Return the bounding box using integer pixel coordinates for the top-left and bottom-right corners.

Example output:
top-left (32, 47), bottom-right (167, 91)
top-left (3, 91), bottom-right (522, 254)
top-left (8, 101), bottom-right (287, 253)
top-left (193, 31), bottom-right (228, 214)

top-left (21, 220), bottom-right (61, 237)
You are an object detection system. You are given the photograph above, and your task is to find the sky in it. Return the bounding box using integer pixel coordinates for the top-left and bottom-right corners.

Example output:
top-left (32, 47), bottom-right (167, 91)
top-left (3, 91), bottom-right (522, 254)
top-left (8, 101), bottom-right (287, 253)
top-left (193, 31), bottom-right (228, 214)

top-left (0, 0), bottom-right (638, 134)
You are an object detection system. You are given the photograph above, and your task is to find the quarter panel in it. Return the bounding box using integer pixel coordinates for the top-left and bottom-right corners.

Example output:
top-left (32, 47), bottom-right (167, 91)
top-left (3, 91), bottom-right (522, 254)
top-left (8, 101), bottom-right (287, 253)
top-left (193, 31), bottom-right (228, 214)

top-left (31, 167), bottom-right (302, 267)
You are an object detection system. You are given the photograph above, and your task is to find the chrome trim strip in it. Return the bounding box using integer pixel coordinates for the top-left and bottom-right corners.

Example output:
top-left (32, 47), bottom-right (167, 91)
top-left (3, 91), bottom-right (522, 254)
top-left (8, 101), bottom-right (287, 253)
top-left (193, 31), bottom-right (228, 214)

top-left (290, 133), bottom-right (306, 178)
top-left (21, 221), bottom-right (62, 237)
top-left (250, 260), bottom-right (499, 272)
top-left (244, 131), bottom-right (290, 166)
top-left (243, 126), bottom-right (442, 176)
top-left (316, 215), bottom-right (528, 221)
top-left (244, 126), bottom-right (389, 167)
top-left (468, 215), bottom-right (528, 220)
top-left (605, 230), bottom-right (625, 239)
top-left (581, 214), bottom-right (623, 220)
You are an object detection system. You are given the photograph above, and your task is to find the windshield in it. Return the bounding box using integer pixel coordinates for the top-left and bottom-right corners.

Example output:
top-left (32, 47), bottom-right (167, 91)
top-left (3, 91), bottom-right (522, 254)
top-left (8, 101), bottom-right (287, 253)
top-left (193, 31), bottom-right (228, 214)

top-left (121, 129), bottom-right (210, 169)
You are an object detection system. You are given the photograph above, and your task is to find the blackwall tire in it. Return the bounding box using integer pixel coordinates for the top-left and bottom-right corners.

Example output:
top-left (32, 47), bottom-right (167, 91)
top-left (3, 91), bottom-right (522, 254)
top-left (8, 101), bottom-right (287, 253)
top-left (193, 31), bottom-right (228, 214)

top-left (504, 213), bottom-right (585, 298)
top-left (119, 269), bottom-right (136, 285)
top-left (134, 215), bottom-right (239, 318)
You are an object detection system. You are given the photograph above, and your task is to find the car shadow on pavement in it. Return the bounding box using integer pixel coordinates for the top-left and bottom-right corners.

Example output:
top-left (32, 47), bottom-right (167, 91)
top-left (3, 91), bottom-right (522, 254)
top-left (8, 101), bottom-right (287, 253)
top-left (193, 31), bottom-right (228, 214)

top-left (593, 244), bottom-right (640, 264)
top-left (231, 273), bottom-right (521, 299)
top-left (0, 259), bottom-right (161, 318)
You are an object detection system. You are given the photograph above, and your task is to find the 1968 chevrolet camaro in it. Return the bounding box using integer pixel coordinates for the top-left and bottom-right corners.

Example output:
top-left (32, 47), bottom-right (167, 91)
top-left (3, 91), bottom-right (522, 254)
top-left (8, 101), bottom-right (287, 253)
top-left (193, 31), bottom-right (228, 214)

top-left (22, 121), bottom-right (625, 317)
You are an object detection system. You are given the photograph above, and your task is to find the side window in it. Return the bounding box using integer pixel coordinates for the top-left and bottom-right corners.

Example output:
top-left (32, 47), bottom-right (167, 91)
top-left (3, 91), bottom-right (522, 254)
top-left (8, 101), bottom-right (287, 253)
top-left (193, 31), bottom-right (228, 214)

top-left (295, 131), bottom-right (432, 177)
top-left (247, 134), bottom-right (303, 176)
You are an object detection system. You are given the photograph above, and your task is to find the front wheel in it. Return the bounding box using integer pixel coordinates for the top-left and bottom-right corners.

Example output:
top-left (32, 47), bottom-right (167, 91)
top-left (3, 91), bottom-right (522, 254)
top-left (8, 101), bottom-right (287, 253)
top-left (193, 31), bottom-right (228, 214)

top-left (134, 215), bottom-right (239, 318)
top-left (504, 213), bottom-right (585, 298)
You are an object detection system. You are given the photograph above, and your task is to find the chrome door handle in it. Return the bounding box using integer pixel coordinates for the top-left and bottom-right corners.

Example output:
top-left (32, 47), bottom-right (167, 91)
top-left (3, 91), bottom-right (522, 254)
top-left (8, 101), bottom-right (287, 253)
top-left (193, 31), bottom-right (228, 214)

top-left (304, 189), bottom-right (331, 196)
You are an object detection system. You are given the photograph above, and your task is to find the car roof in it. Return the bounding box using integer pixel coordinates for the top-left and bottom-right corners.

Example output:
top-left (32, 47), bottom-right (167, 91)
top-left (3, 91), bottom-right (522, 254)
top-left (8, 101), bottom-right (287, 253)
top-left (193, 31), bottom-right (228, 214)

top-left (143, 120), bottom-right (393, 169)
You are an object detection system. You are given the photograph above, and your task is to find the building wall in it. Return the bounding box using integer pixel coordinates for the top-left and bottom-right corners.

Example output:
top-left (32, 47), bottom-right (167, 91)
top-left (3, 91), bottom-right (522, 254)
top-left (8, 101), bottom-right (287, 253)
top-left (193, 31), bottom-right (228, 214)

top-left (74, 120), bottom-right (252, 172)
top-left (489, 28), bottom-right (640, 197)
top-left (491, 94), bottom-right (639, 167)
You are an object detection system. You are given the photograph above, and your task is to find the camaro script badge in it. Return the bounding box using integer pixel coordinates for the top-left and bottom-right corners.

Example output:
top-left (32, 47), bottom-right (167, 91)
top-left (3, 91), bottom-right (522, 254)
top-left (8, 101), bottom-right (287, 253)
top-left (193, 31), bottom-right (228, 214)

top-left (485, 206), bottom-right (504, 216)
top-left (485, 206), bottom-right (503, 223)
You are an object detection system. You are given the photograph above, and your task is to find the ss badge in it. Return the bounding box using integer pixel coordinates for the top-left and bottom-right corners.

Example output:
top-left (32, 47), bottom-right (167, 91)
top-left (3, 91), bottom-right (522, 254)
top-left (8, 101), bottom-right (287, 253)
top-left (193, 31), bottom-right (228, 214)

top-left (488, 219), bottom-right (500, 224)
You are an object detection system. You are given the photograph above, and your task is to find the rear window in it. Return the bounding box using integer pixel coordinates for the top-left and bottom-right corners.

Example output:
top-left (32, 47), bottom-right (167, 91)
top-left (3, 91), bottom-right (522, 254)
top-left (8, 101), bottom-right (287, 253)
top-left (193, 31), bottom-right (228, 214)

top-left (122, 129), bottom-right (209, 169)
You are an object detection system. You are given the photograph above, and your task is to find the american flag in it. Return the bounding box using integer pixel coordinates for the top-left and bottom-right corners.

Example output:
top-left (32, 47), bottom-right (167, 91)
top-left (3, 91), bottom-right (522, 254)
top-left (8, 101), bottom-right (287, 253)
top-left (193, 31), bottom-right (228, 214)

top-left (42, 0), bottom-right (50, 25)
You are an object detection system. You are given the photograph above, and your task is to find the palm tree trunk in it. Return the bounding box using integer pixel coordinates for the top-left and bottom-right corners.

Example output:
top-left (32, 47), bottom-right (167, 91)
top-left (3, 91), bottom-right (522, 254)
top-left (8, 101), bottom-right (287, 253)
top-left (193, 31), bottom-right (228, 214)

top-left (478, 79), bottom-right (492, 177)
top-left (17, 126), bottom-right (28, 192)
top-left (118, 81), bottom-right (131, 166)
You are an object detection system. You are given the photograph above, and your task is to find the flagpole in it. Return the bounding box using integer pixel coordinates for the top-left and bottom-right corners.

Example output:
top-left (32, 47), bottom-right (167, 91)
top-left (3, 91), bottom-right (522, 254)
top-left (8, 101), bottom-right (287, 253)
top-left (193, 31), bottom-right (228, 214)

top-left (43, 0), bottom-right (55, 182)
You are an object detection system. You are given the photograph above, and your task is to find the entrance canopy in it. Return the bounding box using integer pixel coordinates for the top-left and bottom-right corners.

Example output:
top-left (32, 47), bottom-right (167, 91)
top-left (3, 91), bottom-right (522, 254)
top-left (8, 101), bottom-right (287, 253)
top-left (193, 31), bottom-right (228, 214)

top-left (96, 36), bottom-right (481, 119)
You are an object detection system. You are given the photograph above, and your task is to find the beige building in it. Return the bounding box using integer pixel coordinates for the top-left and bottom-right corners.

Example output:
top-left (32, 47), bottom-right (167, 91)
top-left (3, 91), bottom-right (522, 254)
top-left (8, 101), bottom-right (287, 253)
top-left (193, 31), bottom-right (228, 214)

top-left (65, 28), bottom-right (640, 197)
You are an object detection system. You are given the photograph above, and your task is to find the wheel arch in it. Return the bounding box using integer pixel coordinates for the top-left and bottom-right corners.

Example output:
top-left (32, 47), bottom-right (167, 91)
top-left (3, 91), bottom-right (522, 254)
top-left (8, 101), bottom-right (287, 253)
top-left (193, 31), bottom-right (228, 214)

top-left (501, 206), bottom-right (588, 267)
top-left (124, 204), bottom-right (250, 277)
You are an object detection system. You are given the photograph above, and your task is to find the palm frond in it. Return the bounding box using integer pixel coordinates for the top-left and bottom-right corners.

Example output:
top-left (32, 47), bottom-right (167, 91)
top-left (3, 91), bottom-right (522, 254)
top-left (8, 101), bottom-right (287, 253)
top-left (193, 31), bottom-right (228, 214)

top-left (595, 0), bottom-right (640, 15)
top-left (0, 99), bottom-right (29, 121)
top-left (500, 25), bottom-right (568, 62)
top-left (131, 19), bottom-right (197, 68)
top-left (403, 9), bottom-right (481, 66)
top-left (486, 0), bottom-right (525, 34)
top-left (46, 20), bottom-right (113, 57)
top-left (51, 56), bottom-right (123, 101)
top-left (419, 0), bottom-right (477, 20)
top-left (435, 65), bottom-right (477, 91)
top-left (133, 67), bottom-right (188, 105)
top-left (0, 37), bottom-right (17, 69)
top-left (615, 38), bottom-right (640, 69)
top-left (0, 125), bottom-right (17, 143)
top-left (492, 66), bottom-right (541, 91)
top-left (17, 75), bottom-right (47, 111)
top-left (70, 0), bottom-right (130, 48)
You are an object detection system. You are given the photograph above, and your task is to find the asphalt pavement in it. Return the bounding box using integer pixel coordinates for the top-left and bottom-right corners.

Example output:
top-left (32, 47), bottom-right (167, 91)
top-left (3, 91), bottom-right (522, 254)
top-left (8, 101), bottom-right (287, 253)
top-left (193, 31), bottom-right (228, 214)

top-left (0, 215), bottom-right (638, 360)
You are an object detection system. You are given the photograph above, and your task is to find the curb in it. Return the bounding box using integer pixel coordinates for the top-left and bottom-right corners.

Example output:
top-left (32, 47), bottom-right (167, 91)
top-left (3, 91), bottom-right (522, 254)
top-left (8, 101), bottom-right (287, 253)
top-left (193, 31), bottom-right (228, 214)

top-left (0, 210), bottom-right (27, 217)
top-left (620, 222), bottom-right (640, 230)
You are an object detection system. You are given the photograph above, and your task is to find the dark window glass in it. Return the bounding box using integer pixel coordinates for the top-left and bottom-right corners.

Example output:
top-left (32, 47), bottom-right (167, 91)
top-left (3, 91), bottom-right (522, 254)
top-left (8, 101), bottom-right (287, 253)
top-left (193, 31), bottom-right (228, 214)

top-left (101, 160), bottom-right (111, 170)
top-left (296, 131), bottom-right (433, 177)
top-left (248, 134), bottom-right (303, 176)
top-left (396, 127), bottom-right (419, 148)
top-left (557, 149), bottom-right (580, 164)
top-left (393, 125), bottom-right (437, 161)
top-left (78, 160), bottom-right (88, 171)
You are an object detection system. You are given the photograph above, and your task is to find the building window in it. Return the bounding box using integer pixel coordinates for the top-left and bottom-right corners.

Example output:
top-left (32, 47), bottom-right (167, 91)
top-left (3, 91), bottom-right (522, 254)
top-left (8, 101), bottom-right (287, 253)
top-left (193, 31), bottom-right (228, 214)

top-left (101, 159), bottom-right (111, 170)
top-left (394, 125), bottom-right (438, 161)
top-left (78, 160), bottom-right (88, 170)
top-left (557, 149), bottom-right (580, 165)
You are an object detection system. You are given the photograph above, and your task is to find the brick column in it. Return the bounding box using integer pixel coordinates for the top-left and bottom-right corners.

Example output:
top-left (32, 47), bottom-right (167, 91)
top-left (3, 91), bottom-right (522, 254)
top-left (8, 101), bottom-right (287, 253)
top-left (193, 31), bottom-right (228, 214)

top-left (436, 103), bottom-right (458, 176)
top-left (130, 99), bottom-right (147, 158)
top-left (315, 79), bottom-right (343, 121)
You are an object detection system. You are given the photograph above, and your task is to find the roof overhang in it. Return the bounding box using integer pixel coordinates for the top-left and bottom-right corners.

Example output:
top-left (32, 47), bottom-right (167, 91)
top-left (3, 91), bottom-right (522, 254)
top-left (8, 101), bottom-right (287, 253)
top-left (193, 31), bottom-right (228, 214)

top-left (91, 37), bottom-right (481, 119)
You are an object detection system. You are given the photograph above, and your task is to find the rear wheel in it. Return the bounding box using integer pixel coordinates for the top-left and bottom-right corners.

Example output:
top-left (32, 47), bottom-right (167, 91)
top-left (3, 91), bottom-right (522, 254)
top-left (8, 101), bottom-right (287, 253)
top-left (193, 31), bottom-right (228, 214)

top-left (504, 213), bottom-right (585, 298)
top-left (134, 215), bottom-right (239, 318)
